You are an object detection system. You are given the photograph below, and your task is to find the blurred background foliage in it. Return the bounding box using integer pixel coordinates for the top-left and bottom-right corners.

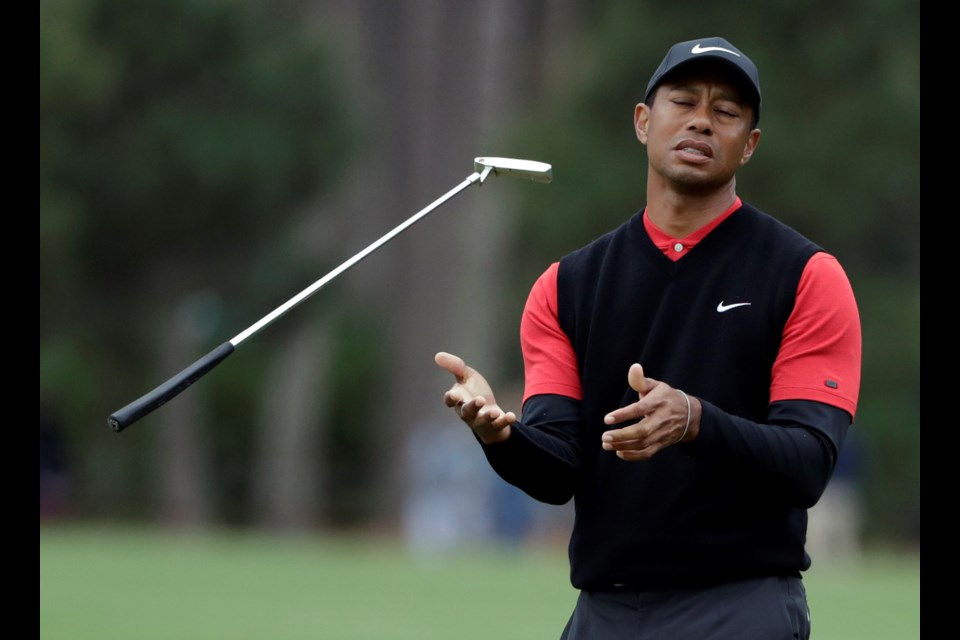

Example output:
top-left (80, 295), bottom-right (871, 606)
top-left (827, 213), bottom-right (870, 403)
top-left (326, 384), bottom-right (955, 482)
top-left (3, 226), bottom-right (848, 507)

top-left (41, 0), bottom-right (919, 547)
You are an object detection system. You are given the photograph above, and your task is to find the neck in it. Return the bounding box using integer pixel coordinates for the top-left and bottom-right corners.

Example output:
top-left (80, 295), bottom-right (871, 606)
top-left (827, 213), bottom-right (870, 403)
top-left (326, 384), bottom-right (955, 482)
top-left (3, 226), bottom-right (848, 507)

top-left (645, 175), bottom-right (739, 238)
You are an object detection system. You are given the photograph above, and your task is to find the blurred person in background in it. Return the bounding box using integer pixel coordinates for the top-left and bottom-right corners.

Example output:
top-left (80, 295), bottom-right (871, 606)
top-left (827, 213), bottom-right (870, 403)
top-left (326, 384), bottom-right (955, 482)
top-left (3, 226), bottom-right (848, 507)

top-left (806, 431), bottom-right (863, 564)
top-left (40, 400), bottom-right (70, 521)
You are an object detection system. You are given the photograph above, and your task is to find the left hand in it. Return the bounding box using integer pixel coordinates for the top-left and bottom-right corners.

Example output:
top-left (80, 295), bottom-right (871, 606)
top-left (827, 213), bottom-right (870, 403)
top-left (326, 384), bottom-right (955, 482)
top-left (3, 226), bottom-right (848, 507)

top-left (600, 363), bottom-right (701, 461)
top-left (434, 351), bottom-right (516, 444)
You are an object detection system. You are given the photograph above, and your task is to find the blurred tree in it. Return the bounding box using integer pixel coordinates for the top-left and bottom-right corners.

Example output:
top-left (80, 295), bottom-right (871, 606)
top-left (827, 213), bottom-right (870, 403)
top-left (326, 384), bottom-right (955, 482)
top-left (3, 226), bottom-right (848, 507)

top-left (508, 0), bottom-right (919, 542)
top-left (306, 0), bottom-right (582, 524)
top-left (40, 0), bottom-right (352, 525)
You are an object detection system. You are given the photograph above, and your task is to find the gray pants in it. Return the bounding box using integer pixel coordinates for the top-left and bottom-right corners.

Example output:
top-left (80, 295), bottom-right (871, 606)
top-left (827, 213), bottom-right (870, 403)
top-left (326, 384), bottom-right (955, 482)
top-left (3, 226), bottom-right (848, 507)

top-left (560, 576), bottom-right (810, 640)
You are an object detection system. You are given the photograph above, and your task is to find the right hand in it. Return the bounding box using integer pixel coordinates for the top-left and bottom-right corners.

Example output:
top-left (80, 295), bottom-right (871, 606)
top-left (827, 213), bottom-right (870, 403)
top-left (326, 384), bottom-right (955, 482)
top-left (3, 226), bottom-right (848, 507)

top-left (434, 351), bottom-right (516, 444)
top-left (600, 363), bottom-right (700, 460)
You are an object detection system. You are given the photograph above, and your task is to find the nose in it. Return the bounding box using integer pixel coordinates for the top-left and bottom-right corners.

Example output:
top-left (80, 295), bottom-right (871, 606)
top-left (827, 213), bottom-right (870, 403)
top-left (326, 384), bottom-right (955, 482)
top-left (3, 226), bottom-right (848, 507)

top-left (686, 103), bottom-right (713, 135)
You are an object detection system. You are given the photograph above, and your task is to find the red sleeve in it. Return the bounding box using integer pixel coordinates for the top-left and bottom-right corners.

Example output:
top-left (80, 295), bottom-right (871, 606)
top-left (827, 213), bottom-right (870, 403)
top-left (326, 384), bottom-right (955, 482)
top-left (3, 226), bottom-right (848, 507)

top-left (520, 262), bottom-right (582, 403)
top-left (770, 252), bottom-right (862, 418)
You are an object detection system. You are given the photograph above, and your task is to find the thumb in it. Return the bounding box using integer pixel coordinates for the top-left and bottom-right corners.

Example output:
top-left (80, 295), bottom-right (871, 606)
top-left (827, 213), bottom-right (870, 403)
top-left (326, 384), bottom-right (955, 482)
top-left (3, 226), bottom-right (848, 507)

top-left (435, 351), bottom-right (468, 382)
top-left (627, 363), bottom-right (651, 395)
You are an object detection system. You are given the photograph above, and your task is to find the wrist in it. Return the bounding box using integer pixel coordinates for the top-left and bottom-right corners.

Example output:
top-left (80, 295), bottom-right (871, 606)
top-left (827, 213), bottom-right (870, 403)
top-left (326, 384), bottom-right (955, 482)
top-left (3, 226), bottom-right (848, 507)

top-left (682, 396), bottom-right (702, 442)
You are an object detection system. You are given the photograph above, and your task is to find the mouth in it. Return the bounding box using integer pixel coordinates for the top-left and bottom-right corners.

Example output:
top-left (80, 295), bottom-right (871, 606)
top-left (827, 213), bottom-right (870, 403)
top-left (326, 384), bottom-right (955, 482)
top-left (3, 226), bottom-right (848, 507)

top-left (674, 139), bottom-right (713, 159)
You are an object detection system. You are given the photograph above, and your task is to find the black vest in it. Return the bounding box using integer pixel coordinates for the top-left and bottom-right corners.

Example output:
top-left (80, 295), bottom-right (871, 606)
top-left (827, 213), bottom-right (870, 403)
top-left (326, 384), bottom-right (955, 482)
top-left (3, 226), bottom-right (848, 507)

top-left (557, 203), bottom-right (822, 588)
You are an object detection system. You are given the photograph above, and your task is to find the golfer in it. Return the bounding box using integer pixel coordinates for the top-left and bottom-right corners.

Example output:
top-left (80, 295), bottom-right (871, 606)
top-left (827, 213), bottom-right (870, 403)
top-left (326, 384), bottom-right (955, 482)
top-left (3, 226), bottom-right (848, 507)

top-left (436, 36), bottom-right (861, 639)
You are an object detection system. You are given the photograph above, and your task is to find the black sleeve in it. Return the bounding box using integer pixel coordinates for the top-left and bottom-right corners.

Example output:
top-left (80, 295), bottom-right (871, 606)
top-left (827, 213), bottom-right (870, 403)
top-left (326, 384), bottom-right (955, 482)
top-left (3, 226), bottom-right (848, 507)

top-left (480, 395), bottom-right (850, 509)
top-left (683, 399), bottom-right (851, 508)
top-left (478, 394), bottom-right (582, 505)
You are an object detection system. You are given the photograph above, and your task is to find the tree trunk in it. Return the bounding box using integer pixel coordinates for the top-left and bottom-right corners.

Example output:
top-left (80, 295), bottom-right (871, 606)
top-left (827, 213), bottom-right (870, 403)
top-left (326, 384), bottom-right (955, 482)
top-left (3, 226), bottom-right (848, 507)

top-left (154, 290), bottom-right (214, 528)
top-left (250, 316), bottom-right (329, 531)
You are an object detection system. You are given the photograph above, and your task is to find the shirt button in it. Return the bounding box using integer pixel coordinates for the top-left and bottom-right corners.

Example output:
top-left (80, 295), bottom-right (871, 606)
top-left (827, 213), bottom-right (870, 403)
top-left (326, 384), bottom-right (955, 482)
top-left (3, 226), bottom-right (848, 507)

top-left (673, 242), bottom-right (684, 252)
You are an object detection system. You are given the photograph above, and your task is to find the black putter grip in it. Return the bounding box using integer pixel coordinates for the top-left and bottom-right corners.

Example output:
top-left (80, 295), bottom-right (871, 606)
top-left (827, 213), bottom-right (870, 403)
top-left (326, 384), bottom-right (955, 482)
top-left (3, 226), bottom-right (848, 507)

top-left (107, 341), bottom-right (235, 433)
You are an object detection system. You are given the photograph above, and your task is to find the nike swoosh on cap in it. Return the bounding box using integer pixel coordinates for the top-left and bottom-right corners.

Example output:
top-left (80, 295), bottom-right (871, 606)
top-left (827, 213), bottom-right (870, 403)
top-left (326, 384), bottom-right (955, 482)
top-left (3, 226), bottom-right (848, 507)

top-left (716, 301), bottom-right (752, 312)
top-left (691, 44), bottom-right (741, 57)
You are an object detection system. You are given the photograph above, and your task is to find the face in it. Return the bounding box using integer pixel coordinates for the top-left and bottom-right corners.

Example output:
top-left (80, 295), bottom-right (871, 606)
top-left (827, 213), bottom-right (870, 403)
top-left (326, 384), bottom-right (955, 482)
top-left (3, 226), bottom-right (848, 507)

top-left (634, 66), bottom-right (761, 195)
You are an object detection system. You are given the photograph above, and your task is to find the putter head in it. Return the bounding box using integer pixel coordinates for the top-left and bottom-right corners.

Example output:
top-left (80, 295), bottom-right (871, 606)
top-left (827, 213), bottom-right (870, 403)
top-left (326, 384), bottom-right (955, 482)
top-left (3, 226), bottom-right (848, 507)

top-left (474, 157), bottom-right (552, 184)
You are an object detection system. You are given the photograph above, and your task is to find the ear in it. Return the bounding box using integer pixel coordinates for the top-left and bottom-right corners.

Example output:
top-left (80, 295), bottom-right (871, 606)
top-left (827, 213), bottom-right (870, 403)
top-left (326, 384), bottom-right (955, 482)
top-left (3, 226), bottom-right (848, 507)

top-left (739, 128), bottom-right (762, 165)
top-left (634, 103), bottom-right (650, 145)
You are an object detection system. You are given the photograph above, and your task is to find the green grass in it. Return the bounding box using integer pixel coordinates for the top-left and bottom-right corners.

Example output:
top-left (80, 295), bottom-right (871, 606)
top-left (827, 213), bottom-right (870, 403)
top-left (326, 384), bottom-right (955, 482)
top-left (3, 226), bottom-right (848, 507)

top-left (40, 526), bottom-right (919, 639)
top-left (804, 550), bottom-right (920, 640)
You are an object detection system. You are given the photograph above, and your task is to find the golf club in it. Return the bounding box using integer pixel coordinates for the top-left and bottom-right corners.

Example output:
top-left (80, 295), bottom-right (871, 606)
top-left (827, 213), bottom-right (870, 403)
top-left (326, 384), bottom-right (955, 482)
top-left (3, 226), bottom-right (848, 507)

top-left (107, 156), bottom-right (552, 432)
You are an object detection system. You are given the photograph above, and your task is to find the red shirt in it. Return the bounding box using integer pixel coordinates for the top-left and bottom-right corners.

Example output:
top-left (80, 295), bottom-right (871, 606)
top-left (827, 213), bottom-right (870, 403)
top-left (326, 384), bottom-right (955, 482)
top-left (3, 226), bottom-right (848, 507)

top-left (520, 199), bottom-right (861, 417)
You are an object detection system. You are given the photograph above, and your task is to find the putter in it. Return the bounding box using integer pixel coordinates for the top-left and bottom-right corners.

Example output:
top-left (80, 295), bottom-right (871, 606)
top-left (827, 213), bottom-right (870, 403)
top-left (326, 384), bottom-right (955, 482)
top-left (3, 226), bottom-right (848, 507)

top-left (107, 157), bottom-right (552, 432)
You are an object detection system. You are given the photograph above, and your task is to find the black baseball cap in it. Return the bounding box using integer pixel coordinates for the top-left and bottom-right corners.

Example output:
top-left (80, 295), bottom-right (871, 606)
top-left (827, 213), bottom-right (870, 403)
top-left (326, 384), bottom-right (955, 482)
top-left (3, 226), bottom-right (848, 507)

top-left (644, 37), bottom-right (761, 122)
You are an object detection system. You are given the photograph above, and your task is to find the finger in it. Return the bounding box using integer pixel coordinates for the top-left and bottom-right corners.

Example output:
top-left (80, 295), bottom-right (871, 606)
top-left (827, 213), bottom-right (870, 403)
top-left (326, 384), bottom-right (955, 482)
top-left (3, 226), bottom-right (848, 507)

top-left (603, 364), bottom-right (654, 424)
top-left (489, 413), bottom-right (517, 430)
top-left (484, 413), bottom-right (518, 434)
top-left (435, 351), bottom-right (467, 382)
top-left (443, 390), bottom-right (467, 409)
top-left (601, 422), bottom-right (650, 444)
top-left (478, 402), bottom-right (510, 422)
top-left (604, 423), bottom-right (677, 454)
top-left (628, 363), bottom-right (652, 395)
top-left (601, 426), bottom-right (648, 450)
top-left (602, 438), bottom-right (644, 451)
top-left (616, 446), bottom-right (661, 462)
top-left (603, 403), bottom-right (643, 426)
top-left (460, 397), bottom-right (489, 422)
top-left (476, 399), bottom-right (506, 423)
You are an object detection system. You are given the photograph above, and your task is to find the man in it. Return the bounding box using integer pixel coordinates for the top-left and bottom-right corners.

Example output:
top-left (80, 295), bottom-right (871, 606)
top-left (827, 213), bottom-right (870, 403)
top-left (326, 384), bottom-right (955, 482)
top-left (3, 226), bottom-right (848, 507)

top-left (436, 36), bottom-right (861, 640)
